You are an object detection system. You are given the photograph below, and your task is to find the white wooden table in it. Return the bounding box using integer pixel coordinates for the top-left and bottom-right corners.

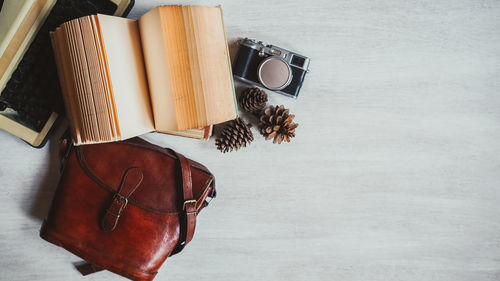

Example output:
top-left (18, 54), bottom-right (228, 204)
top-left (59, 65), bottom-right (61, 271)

top-left (1, 0), bottom-right (500, 280)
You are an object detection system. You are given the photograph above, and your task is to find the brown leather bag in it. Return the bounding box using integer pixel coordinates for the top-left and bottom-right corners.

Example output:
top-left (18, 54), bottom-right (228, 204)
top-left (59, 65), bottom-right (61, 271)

top-left (40, 136), bottom-right (216, 281)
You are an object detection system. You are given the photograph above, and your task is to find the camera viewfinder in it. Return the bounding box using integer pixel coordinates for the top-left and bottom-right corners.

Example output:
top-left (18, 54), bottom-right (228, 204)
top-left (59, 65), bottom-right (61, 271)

top-left (291, 55), bottom-right (306, 68)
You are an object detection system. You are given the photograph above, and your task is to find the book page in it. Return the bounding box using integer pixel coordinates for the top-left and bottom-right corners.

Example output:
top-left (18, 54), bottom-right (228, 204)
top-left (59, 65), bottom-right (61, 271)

top-left (96, 14), bottom-right (154, 139)
top-left (79, 17), bottom-right (113, 141)
top-left (70, 20), bottom-right (100, 141)
top-left (52, 18), bottom-right (118, 144)
top-left (91, 16), bottom-right (119, 139)
top-left (64, 22), bottom-right (94, 142)
top-left (138, 8), bottom-right (177, 131)
top-left (138, 6), bottom-right (236, 132)
top-left (51, 28), bottom-right (82, 143)
top-left (158, 6), bottom-right (199, 131)
top-left (188, 6), bottom-right (237, 125)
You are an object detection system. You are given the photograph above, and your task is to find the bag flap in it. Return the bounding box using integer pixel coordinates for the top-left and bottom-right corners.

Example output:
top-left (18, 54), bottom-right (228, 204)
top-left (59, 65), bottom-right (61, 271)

top-left (73, 138), bottom-right (215, 214)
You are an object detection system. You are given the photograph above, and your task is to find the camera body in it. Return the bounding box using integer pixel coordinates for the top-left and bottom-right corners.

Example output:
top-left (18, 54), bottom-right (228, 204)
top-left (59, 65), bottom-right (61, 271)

top-left (232, 38), bottom-right (310, 98)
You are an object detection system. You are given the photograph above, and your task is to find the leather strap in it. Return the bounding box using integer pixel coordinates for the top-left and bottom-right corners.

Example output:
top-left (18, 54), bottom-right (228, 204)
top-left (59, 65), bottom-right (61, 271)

top-left (59, 131), bottom-right (73, 172)
top-left (167, 149), bottom-right (197, 254)
top-left (100, 167), bottom-right (143, 232)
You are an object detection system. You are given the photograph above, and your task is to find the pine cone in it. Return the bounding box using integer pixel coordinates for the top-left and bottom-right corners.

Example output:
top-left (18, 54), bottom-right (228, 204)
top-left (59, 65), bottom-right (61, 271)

top-left (259, 105), bottom-right (298, 144)
top-left (215, 117), bottom-right (254, 153)
top-left (239, 88), bottom-right (268, 112)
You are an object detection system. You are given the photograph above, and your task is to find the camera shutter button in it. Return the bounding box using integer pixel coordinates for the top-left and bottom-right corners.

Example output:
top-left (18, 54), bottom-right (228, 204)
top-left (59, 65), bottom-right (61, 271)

top-left (259, 47), bottom-right (265, 57)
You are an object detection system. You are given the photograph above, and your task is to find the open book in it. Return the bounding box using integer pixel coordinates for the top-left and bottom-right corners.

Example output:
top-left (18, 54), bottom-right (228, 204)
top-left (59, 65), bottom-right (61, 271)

top-left (51, 5), bottom-right (236, 145)
top-left (0, 0), bottom-right (134, 147)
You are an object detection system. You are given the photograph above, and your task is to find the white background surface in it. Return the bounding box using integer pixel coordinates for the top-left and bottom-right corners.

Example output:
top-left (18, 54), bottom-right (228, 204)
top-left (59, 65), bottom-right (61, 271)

top-left (1, 0), bottom-right (500, 280)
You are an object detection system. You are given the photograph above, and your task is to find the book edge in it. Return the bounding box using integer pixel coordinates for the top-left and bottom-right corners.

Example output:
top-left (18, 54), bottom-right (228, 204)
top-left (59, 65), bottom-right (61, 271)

top-left (0, 0), bottom-right (57, 90)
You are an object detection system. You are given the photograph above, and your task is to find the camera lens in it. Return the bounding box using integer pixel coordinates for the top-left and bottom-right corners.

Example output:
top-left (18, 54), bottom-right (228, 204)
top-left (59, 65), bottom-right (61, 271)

top-left (257, 57), bottom-right (292, 90)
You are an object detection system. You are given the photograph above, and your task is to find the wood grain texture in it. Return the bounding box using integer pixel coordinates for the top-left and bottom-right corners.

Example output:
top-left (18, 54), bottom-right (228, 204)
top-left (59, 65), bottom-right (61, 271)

top-left (1, 0), bottom-right (499, 280)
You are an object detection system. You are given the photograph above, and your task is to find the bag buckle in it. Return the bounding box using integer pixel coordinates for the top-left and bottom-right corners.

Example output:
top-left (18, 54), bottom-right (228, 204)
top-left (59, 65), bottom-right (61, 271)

top-left (100, 167), bottom-right (142, 232)
top-left (183, 199), bottom-right (197, 214)
top-left (113, 193), bottom-right (128, 208)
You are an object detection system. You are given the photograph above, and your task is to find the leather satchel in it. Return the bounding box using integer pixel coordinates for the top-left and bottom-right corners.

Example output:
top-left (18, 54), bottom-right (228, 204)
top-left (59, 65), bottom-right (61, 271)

top-left (40, 136), bottom-right (216, 281)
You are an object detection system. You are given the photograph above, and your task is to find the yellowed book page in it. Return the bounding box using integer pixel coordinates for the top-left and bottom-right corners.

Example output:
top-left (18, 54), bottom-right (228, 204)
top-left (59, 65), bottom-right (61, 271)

top-left (50, 29), bottom-right (80, 142)
top-left (91, 16), bottom-right (118, 139)
top-left (138, 8), bottom-right (177, 131)
top-left (96, 14), bottom-right (154, 140)
top-left (189, 6), bottom-right (236, 125)
top-left (165, 125), bottom-right (212, 140)
top-left (65, 22), bottom-right (93, 142)
top-left (55, 27), bottom-right (84, 143)
top-left (79, 17), bottom-right (112, 141)
top-left (139, 6), bottom-right (236, 132)
top-left (159, 6), bottom-right (198, 131)
top-left (182, 6), bottom-right (206, 127)
top-left (92, 23), bottom-right (119, 139)
top-left (71, 20), bottom-right (101, 141)
top-left (70, 20), bottom-right (101, 142)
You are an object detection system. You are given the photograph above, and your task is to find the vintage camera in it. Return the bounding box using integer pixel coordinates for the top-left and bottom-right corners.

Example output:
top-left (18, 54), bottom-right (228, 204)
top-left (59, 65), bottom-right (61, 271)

top-left (232, 38), bottom-right (310, 98)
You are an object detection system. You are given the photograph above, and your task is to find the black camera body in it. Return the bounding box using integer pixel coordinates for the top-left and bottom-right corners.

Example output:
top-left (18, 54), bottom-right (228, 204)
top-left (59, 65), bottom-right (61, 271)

top-left (232, 38), bottom-right (310, 98)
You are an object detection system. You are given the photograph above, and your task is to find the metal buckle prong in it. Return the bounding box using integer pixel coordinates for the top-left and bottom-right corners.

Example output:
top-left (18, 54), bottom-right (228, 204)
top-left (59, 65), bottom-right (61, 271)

top-left (113, 193), bottom-right (128, 208)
